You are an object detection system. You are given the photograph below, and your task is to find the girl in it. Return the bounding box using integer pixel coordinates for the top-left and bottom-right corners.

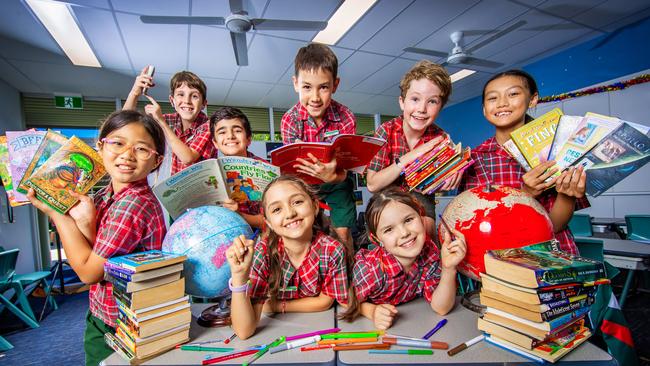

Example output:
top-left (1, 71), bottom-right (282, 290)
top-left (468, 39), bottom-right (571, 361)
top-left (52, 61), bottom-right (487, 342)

top-left (460, 70), bottom-right (588, 255)
top-left (27, 110), bottom-right (167, 366)
top-left (342, 187), bottom-right (466, 330)
top-left (225, 175), bottom-right (349, 339)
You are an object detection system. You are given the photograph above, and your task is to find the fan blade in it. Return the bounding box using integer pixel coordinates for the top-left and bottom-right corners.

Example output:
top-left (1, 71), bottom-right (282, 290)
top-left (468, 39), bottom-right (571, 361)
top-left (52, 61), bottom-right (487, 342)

top-left (230, 32), bottom-right (248, 66)
top-left (403, 47), bottom-right (448, 58)
top-left (229, 0), bottom-right (244, 14)
top-left (463, 57), bottom-right (503, 69)
top-left (466, 20), bottom-right (526, 53)
top-left (140, 16), bottom-right (225, 25)
top-left (462, 29), bottom-right (499, 37)
top-left (251, 19), bottom-right (327, 31)
top-left (522, 24), bottom-right (583, 31)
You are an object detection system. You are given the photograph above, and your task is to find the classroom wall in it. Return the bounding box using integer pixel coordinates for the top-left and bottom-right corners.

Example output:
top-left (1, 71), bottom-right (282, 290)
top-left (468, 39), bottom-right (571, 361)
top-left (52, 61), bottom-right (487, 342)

top-left (0, 77), bottom-right (44, 273)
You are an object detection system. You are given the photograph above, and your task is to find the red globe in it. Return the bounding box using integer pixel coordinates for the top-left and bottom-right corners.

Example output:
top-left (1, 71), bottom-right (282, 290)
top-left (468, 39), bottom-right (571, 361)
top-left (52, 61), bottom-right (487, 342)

top-left (439, 185), bottom-right (554, 280)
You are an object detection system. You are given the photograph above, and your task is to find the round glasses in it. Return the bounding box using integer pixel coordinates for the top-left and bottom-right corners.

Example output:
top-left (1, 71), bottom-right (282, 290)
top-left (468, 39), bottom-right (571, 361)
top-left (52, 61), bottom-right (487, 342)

top-left (100, 138), bottom-right (160, 160)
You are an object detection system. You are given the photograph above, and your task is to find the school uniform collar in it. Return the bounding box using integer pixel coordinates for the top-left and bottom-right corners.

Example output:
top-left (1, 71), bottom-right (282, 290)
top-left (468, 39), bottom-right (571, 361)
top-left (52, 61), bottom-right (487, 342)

top-left (102, 179), bottom-right (150, 202)
top-left (169, 111), bottom-right (209, 132)
top-left (474, 136), bottom-right (510, 157)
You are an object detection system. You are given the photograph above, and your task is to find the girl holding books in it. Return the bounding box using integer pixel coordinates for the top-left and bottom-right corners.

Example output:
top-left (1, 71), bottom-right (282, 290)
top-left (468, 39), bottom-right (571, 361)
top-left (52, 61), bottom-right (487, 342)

top-left (460, 70), bottom-right (589, 255)
top-left (341, 187), bottom-right (466, 330)
top-left (225, 175), bottom-right (351, 339)
top-left (27, 110), bottom-right (167, 366)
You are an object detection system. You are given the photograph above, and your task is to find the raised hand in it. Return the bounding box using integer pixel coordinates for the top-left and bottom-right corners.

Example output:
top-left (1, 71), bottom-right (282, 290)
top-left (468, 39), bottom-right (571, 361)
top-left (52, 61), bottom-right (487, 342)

top-left (130, 66), bottom-right (155, 97)
top-left (440, 228), bottom-right (467, 270)
top-left (226, 234), bottom-right (255, 283)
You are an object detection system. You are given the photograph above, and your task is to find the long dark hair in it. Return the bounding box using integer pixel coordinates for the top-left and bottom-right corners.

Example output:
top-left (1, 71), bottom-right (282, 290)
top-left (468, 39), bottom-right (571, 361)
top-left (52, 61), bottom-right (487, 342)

top-left (482, 69), bottom-right (539, 123)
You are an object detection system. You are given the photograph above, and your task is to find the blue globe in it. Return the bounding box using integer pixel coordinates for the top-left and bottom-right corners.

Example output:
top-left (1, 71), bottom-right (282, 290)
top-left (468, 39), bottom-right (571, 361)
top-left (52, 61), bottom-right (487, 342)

top-left (162, 206), bottom-right (253, 298)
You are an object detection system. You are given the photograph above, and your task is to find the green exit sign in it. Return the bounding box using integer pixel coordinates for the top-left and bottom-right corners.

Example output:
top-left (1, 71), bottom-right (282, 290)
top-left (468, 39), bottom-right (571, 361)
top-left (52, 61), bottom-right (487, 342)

top-left (54, 95), bottom-right (83, 109)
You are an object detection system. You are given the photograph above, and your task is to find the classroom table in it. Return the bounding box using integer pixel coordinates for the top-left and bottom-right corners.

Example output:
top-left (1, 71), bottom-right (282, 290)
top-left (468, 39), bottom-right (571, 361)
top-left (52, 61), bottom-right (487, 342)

top-left (591, 217), bottom-right (626, 238)
top-left (336, 298), bottom-right (616, 365)
top-left (101, 304), bottom-right (336, 366)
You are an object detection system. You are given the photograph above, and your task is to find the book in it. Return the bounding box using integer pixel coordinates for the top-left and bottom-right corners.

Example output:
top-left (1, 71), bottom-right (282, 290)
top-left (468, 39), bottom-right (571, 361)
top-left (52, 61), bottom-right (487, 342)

top-left (152, 156), bottom-right (280, 219)
top-left (485, 327), bottom-right (591, 363)
top-left (483, 240), bottom-right (607, 288)
top-left (480, 289), bottom-right (593, 322)
top-left (547, 115), bottom-right (582, 162)
top-left (17, 129), bottom-right (68, 194)
top-left (105, 329), bottom-right (187, 365)
top-left (115, 323), bottom-right (190, 359)
top-left (509, 108), bottom-right (563, 169)
top-left (104, 262), bottom-right (184, 282)
top-left (105, 271), bottom-right (181, 293)
top-left (24, 136), bottom-right (106, 213)
top-left (573, 122), bottom-right (650, 197)
top-left (117, 306), bottom-right (191, 338)
top-left (5, 130), bottom-right (45, 203)
top-left (480, 273), bottom-right (598, 305)
top-left (107, 250), bottom-right (186, 273)
top-left (0, 136), bottom-right (26, 207)
top-left (477, 315), bottom-right (586, 349)
top-left (554, 114), bottom-right (620, 170)
top-left (269, 134), bottom-right (386, 184)
top-left (117, 296), bottom-right (190, 321)
top-left (503, 139), bottom-right (532, 171)
top-left (112, 278), bottom-right (185, 310)
top-left (483, 306), bottom-right (589, 337)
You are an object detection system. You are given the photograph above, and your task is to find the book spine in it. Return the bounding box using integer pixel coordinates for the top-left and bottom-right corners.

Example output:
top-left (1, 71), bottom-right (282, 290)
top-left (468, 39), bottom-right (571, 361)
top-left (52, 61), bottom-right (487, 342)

top-left (112, 287), bottom-right (133, 308)
top-left (105, 273), bottom-right (129, 293)
top-left (541, 296), bottom-right (594, 321)
top-left (547, 306), bottom-right (590, 330)
top-left (117, 315), bottom-right (141, 338)
top-left (538, 285), bottom-right (596, 303)
top-left (105, 267), bottom-right (133, 282)
top-left (536, 262), bottom-right (606, 287)
top-left (104, 332), bottom-right (135, 361)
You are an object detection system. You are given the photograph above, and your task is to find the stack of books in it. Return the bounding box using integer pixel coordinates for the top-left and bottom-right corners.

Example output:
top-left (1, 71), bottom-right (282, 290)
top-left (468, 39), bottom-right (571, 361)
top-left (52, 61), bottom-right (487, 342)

top-left (402, 136), bottom-right (474, 194)
top-left (103, 250), bottom-right (189, 364)
top-left (504, 108), bottom-right (650, 197)
top-left (477, 240), bottom-right (608, 363)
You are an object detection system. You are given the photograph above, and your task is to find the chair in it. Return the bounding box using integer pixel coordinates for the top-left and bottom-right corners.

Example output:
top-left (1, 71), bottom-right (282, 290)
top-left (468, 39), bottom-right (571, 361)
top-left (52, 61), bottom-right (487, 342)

top-left (574, 237), bottom-right (604, 262)
top-left (625, 214), bottom-right (650, 241)
top-left (568, 213), bottom-right (593, 237)
top-left (0, 249), bottom-right (39, 329)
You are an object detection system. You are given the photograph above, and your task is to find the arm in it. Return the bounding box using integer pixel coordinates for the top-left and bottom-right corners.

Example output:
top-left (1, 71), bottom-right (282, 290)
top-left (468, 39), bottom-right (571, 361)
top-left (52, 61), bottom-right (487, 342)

top-left (360, 302), bottom-right (398, 330)
top-left (67, 192), bottom-right (97, 244)
top-left (429, 229), bottom-right (467, 315)
top-left (266, 292), bottom-right (335, 313)
top-left (123, 66), bottom-right (154, 111)
top-left (549, 166), bottom-right (587, 232)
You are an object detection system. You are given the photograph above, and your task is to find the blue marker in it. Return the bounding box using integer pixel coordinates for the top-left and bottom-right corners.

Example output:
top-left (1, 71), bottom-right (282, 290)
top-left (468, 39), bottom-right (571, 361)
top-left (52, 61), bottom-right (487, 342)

top-left (423, 319), bottom-right (447, 339)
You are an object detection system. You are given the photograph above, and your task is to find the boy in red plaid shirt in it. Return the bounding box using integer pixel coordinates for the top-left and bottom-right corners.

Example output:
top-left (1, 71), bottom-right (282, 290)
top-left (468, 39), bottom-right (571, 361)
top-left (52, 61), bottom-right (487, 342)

top-left (27, 111), bottom-right (167, 366)
top-left (460, 70), bottom-right (589, 255)
top-left (225, 176), bottom-right (350, 339)
top-left (340, 187), bottom-right (466, 330)
top-left (125, 69), bottom-right (215, 175)
top-left (281, 43), bottom-right (357, 249)
top-left (366, 61), bottom-right (463, 235)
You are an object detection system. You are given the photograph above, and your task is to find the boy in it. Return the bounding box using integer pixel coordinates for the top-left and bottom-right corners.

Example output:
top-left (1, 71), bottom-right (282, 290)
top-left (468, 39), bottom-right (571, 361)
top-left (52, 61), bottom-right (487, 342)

top-left (281, 43), bottom-right (357, 248)
top-left (366, 60), bottom-right (462, 233)
top-left (209, 106), bottom-right (265, 228)
top-left (124, 68), bottom-right (215, 175)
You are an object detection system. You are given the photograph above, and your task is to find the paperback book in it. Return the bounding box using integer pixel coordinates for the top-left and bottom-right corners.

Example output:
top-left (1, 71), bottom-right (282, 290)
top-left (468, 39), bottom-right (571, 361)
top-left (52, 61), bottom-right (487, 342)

top-left (480, 273), bottom-right (598, 305)
top-left (509, 108), bottom-right (562, 170)
top-left (553, 114), bottom-right (620, 170)
top-left (5, 130), bottom-right (45, 203)
top-left (0, 136), bottom-right (25, 207)
top-left (104, 262), bottom-right (184, 283)
top-left (106, 250), bottom-right (186, 273)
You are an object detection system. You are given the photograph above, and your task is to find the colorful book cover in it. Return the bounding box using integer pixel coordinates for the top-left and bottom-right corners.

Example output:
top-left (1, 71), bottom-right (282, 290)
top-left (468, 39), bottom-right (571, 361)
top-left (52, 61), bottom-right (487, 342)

top-left (554, 114), bottom-right (621, 170)
top-left (107, 250), bottom-right (186, 273)
top-left (503, 139), bottom-right (532, 171)
top-left (17, 129), bottom-right (68, 194)
top-left (510, 108), bottom-right (563, 169)
top-left (24, 136), bottom-right (106, 214)
top-left (6, 130), bottom-right (46, 202)
top-left (574, 122), bottom-right (650, 197)
top-left (547, 115), bottom-right (583, 162)
top-left (218, 156), bottom-right (280, 202)
top-left (0, 136), bottom-right (23, 207)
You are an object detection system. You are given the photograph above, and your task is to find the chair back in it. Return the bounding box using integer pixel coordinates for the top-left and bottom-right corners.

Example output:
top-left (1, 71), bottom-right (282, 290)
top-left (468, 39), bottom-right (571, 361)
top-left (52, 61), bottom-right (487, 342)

top-left (574, 237), bottom-right (604, 262)
top-left (568, 213), bottom-right (593, 237)
top-left (0, 249), bottom-right (20, 282)
top-left (625, 214), bottom-right (650, 241)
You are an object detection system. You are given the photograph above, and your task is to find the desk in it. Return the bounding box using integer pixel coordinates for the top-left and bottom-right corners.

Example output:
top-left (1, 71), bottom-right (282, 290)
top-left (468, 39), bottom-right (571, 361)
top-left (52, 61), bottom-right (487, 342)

top-left (336, 298), bottom-right (616, 365)
top-left (591, 217), bottom-right (626, 238)
top-left (101, 304), bottom-right (336, 366)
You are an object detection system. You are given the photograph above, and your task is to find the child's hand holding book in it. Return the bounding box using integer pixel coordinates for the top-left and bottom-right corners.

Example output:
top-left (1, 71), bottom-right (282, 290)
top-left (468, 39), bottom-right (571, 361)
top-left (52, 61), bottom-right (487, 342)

top-left (294, 152), bottom-right (341, 183)
top-left (521, 160), bottom-right (558, 197)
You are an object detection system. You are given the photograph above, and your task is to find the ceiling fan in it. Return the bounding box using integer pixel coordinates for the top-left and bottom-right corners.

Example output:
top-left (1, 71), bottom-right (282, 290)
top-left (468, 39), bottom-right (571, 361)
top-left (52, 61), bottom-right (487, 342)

top-left (140, 0), bottom-right (327, 66)
top-left (403, 20), bottom-right (527, 69)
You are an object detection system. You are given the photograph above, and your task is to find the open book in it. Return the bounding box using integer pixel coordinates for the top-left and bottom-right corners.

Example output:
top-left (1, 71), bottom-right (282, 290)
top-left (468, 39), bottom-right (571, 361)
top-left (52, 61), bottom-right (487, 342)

top-left (152, 156), bottom-right (280, 219)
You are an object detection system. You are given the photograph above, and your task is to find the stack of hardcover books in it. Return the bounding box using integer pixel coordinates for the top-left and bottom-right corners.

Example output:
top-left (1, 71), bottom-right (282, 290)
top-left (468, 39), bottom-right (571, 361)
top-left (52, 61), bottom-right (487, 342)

top-left (402, 136), bottom-right (474, 194)
top-left (103, 250), bottom-right (189, 364)
top-left (477, 241), bottom-right (608, 363)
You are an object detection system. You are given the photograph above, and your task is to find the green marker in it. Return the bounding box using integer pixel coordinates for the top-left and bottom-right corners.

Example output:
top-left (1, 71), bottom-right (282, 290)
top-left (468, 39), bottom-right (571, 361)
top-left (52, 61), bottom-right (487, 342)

top-left (369, 349), bottom-right (434, 355)
top-left (179, 345), bottom-right (234, 352)
top-left (243, 336), bottom-right (285, 366)
top-left (321, 331), bottom-right (382, 339)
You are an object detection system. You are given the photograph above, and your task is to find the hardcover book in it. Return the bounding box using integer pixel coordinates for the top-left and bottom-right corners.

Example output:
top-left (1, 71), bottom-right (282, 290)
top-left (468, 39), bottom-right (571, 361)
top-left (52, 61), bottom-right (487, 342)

top-left (509, 108), bottom-right (563, 170)
top-left (112, 278), bottom-right (185, 310)
top-left (484, 305), bottom-right (589, 335)
top-left (480, 289), bottom-right (593, 322)
top-left (479, 273), bottom-right (598, 305)
top-left (115, 323), bottom-right (190, 359)
top-left (106, 250), bottom-right (186, 273)
top-left (24, 136), bottom-right (106, 213)
top-left (5, 130), bottom-right (45, 203)
top-left (477, 315), bottom-right (586, 349)
top-left (105, 271), bottom-right (181, 293)
top-left (17, 129), bottom-right (68, 194)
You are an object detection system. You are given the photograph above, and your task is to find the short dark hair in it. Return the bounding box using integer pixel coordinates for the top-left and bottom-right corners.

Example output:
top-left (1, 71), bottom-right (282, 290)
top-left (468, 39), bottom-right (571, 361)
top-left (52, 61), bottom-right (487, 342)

top-left (170, 71), bottom-right (207, 102)
top-left (294, 43), bottom-right (338, 80)
top-left (482, 69), bottom-right (539, 122)
top-left (209, 106), bottom-right (253, 140)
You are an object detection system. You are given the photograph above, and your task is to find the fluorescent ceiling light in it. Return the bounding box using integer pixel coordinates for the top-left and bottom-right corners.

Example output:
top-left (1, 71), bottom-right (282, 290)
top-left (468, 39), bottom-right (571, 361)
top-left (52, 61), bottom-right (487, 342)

top-left (450, 69), bottom-right (476, 83)
top-left (313, 0), bottom-right (377, 45)
top-left (26, 0), bottom-right (101, 67)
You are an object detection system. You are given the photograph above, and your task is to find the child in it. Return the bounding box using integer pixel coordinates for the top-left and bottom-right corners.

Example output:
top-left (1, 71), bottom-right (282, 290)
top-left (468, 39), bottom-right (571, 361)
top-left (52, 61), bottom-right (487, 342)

top-left (225, 175), bottom-right (349, 339)
top-left (209, 106), bottom-right (266, 228)
top-left (366, 60), bottom-right (462, 233)
top-left (26, 110), bottom-right (167, 366)
top-left (341, 187), bottom-right (466, 330)
top-left (460, 70), bottom-right (588, 255)
top-left (125, 68), bottom-right (215, 174)
top-left (281, 43), bottom-right (357, 248)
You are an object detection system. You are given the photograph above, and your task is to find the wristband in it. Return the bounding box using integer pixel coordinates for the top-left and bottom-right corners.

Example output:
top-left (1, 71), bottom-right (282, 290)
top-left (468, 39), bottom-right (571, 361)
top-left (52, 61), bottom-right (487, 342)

top-left (228, 278), bottom-right (250, 293)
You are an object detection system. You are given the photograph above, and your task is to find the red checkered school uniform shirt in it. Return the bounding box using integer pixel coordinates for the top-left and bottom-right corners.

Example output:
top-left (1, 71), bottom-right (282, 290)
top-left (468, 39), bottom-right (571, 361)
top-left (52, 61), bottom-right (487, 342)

top-left (367, 116), bottom-right (446, 188)
top-left (165, 111), bottom-right (216, 175)
top-left (237, 151), bottom-right (267, 216)
top-left (352, 238), bottom-right (441, 305)
top-left (248, 231), bottom-right (348, 304)
top-left (461, 136), bottom-right (590, 255)
top-left (89, 180), bottom-right (166, 327)
top-left (281, 100), bottom-right (356, 144)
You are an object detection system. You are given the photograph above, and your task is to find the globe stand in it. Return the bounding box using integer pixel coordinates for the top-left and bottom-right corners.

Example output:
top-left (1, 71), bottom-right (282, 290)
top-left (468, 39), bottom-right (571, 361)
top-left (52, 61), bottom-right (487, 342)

top-left (460, 290), bottom-right (485, 314)
top-left (197, 295), bottom-right (232, 327)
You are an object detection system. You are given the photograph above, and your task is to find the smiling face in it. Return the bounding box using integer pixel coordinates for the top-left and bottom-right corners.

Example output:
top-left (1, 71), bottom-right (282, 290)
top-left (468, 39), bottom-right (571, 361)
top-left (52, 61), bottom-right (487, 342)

top-left (399, 78), bottom-right (444, 134)
top-left (375, 200), bottom-right (426, 270)
top-left (169, 82), bottom-right (206, 123)
top-left (212, 118), bottom-right (251, 157)
top-left (99, 122), bottom-right (161, 192)
top-left (293, 68), bottom-right (339, 124)
top-left (263, 180), bottom-right (318, 243)
top-left (483, 75), bottom-right (538, 131)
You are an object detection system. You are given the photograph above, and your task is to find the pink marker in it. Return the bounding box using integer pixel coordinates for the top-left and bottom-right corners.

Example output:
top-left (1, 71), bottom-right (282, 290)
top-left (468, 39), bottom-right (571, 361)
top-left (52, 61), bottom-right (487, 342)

top-left (286, 327), bottom-right (340, 342)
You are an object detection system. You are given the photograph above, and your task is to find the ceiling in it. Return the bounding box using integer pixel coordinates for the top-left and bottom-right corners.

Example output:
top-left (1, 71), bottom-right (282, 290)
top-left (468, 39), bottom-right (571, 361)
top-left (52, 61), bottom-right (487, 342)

top-left (0, 0), bottom-right (649, 116)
